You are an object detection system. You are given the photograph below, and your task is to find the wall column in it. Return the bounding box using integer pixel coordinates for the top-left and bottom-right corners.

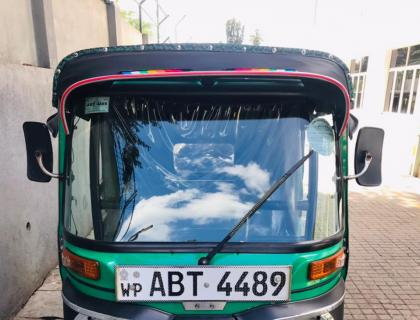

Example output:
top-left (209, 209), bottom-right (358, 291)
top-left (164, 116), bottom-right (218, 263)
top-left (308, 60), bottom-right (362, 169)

top-left (106, 1), bottom-right (118, 46)
top-left (31, 0), bottom-right (57, 68)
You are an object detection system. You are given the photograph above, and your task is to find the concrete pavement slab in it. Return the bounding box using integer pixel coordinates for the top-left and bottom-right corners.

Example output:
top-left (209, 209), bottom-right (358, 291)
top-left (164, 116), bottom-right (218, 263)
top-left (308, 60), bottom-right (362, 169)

top-left (14, 290), bottom-right (62, 319)
top-left (13, 268), bottom-right (62, 320)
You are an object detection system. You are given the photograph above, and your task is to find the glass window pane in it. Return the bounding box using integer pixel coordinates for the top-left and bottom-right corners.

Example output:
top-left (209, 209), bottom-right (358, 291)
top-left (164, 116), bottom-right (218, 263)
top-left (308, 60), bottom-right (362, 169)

top-left (350, 60), bottom-right (356, 73)
top-left (390, 48), bottom-right (408, 68)
top-left (66, 98), bottom-right (340, 243)
top-left (357, 76), bottom-right (364, 108)
top-left (408, 45), bottom-right (420, 66)
top-left (401, 70), bottom-right (413, 113)
top-left (392, 71), bottom-right (404, 112)
top-left (356, 93), bottom-right (362, 108)
top-left (66, 118), bottom-right (94, 238)
top-left (353, 76), bottom-right (359, 93)
top-left (313, 152), bottom-right (339, 240)
top-left (352, 76), bottom-right (359, 109)
top-left (384, 71), bottom-right (394, 112)
top-left (410, 69), bottom-right (420, 114)
top-left (361, 56), bottom-right (369, 72)
top-left (351, 59), bottom-right (360, 73)
top-left (358, 75), bottom-right (364, 93)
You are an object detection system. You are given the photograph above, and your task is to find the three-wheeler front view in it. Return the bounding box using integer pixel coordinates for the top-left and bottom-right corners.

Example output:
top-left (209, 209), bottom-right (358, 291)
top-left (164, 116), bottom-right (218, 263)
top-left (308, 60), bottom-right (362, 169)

top-left (23, 44), bottom-right (384, 320)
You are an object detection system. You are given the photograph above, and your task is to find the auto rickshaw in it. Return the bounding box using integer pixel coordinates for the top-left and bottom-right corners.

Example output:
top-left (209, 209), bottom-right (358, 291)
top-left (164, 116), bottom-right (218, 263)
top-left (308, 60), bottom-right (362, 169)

top-left (23, 44), bottom-right (384, 320)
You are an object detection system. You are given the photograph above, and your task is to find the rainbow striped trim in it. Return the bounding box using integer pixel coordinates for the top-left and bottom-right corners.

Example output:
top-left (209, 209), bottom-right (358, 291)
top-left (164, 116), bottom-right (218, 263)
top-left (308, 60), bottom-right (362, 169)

top-left (120, 68), bottom-right (297, 75)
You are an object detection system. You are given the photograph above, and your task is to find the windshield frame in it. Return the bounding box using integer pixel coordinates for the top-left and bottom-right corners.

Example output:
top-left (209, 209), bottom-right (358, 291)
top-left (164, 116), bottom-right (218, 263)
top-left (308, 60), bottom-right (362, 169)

top-left (58, 71), bottom-right (351, 136)
top-left (61, 105), bottom-right (346, 254)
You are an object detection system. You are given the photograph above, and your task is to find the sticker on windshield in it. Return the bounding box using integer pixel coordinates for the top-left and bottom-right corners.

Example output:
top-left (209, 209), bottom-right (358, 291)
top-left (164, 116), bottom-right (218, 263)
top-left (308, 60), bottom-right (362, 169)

top-left (85, 97), bottom-right (110, 114)
top-left (307, 118), bottom-right (335, 156)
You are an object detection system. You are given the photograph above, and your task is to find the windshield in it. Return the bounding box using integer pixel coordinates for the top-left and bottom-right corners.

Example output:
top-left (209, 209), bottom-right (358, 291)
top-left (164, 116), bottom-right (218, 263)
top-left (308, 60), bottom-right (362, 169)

top-left (64, 95), bottom-right (339, 243)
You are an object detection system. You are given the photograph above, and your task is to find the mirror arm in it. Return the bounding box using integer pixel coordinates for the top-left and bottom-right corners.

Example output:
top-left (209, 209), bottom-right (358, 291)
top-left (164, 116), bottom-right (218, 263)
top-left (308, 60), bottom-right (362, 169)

top-left (35, 151), bottom-right (63, 179)
top-left (339, 152), bottom-right (373, 181)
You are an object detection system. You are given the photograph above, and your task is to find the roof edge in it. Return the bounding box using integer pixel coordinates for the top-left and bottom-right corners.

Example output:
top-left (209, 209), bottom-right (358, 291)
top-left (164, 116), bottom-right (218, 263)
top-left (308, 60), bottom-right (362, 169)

top-left (52, 43), bottom-right (352, 107)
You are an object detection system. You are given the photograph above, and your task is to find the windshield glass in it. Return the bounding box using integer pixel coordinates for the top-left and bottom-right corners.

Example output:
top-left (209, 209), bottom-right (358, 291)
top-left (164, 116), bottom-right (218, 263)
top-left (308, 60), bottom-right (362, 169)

top-left (64, 95), bottom-right (339, 243)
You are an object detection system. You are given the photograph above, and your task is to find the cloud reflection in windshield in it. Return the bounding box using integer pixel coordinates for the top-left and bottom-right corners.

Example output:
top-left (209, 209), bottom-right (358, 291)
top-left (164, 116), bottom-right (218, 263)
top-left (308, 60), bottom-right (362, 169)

top-left (217, 162), bottom-right (270, 196)
top-left (121, 162), bottom-right (271, 241)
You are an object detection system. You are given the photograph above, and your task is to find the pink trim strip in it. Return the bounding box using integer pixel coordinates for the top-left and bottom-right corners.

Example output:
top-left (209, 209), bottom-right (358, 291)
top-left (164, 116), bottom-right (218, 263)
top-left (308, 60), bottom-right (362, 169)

top-left (59, 70), bottom-right (350, 136)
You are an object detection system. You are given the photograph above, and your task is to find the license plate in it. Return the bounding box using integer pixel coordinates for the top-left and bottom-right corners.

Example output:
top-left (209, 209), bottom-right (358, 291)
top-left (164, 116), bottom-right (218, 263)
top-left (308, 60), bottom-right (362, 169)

top-left (115, 266), bottom-right (291, 301)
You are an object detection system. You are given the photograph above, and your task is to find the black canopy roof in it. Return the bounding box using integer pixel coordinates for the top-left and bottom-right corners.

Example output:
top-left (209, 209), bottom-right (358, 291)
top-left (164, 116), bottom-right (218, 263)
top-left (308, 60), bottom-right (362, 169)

top-left (52, 43), bottom-right (351, 108)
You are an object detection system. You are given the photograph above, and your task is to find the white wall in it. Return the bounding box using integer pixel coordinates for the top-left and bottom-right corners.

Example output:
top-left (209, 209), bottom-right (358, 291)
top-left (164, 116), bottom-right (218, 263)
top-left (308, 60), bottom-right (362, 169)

top-left (0, 1), bottom-right (143, 318)
top-left (0, 0), bottom-right (38, 66)
top-left (0, 64), bottom-right (57, 319)
top-left (350, 43), bottom-right (420, 181)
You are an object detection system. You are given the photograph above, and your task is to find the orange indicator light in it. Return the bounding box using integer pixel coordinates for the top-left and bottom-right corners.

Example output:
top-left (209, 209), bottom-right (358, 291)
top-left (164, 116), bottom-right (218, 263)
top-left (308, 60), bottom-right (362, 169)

top-left (62, 248), bottom-right (100, 280)
top-left (309, 249), bottom-right (346, 280)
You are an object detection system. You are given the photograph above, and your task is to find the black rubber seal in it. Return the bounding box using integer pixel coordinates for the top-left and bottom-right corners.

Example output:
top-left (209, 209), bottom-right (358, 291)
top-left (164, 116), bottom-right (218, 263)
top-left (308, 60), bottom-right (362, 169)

top-left (63, 229), bottom-right (344, 254)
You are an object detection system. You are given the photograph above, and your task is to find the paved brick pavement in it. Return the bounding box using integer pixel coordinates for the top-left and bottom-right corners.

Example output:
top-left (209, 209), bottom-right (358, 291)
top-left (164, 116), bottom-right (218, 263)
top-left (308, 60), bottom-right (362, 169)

top-left (13, 178), bottom-right (420, 320)
top-left (345, 179), bottom-right (420, 320)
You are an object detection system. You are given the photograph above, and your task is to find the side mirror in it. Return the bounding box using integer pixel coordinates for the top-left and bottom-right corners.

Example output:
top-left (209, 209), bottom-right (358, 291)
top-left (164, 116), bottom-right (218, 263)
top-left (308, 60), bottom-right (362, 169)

top-left (354, 127), bottom-right (384, 186)
top-left (348, 114), bottom-right (359, 140)
top-left (46, 113), bottom-right (59, 138)
top-left (23, 122), bottom-right (57, 182)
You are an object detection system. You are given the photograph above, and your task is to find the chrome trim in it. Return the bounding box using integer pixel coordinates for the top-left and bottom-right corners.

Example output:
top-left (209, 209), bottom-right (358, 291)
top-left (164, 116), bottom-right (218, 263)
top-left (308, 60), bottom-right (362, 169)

top-left (182, 301), bottom-right (226, 311)
top-left (320, 312), bottom-right (335, 320)
top-left (272, 292), bottom-right (345, 320)
top-left (63, 291), bottom-right (344, 320)
top-left (342, 152), bottom-right (372, 180)
top-left (35, 151), bottom-right (62, 179)
top-left (63, 293), bottom-right (128, 320)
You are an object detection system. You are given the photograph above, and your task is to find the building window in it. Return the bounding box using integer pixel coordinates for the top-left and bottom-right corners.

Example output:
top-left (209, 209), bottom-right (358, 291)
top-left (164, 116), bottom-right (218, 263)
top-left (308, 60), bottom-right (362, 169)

top-left (350, 56), bottom-right (369, 109)
top-left (384, 44), bottom-right (420, 114)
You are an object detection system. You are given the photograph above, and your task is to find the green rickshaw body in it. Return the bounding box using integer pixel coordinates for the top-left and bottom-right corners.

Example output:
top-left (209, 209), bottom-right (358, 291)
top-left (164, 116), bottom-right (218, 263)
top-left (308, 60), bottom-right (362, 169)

top-left (38, 44), bottom-right (361, 320)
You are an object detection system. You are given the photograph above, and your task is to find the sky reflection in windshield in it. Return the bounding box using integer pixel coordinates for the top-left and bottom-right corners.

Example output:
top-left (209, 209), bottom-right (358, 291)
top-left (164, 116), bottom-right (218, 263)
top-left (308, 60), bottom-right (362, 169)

top-left (112, 103), bottom-right (311, 242)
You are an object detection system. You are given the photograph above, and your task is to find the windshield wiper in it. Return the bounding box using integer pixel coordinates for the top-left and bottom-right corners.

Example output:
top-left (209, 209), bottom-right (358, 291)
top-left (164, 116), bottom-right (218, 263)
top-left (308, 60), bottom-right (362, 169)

top-left (198, 150), bottom-right (314, 265)
top-left (128, 224), bottom-right (154, 242)
top-left (113, 191), bottom-right (138, 241)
